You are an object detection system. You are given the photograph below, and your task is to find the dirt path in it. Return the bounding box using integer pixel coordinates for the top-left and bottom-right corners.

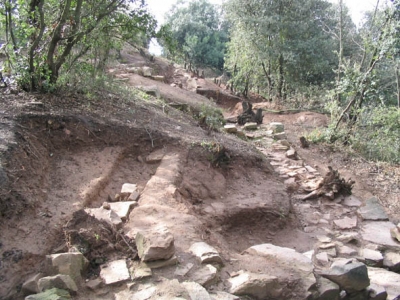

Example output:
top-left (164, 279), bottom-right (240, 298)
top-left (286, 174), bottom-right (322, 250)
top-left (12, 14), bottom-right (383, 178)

top-left (0, 51), bottom-right (399, 299)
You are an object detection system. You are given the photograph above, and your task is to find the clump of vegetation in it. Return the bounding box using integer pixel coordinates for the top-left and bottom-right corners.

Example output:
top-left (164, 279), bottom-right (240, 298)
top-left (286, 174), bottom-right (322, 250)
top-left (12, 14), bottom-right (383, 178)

top-left (193, 140), bottom-right (230, 167)
top-left (197, 104), bottom-right (226, 131)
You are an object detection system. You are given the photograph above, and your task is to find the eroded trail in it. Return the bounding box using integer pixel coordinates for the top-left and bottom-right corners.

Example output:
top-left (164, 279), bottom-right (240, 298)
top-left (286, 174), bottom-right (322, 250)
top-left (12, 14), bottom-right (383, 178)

top-left (0, 55), bottom-right (399, 300)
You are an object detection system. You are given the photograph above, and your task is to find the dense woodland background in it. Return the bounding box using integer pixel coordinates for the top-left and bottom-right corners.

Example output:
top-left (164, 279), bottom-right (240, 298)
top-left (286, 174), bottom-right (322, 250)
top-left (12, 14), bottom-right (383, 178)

top-left (0, 0), bottom-right (399, 163)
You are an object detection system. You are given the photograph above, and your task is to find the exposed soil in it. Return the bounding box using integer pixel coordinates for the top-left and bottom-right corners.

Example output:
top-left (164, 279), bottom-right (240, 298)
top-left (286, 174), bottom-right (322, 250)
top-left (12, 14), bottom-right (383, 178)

top-left (0, 49), bottom-right (399, 299)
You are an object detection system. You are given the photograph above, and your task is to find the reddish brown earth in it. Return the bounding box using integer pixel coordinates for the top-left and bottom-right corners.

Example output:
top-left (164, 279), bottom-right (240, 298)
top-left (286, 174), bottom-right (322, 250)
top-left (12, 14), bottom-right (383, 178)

top-left (0, 49), bottom-right (398, 299)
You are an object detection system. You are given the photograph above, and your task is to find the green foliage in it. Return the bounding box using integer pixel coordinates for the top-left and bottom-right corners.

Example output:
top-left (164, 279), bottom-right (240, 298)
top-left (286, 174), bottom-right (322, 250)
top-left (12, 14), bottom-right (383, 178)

top-left (308, 106), bottom-right (400, 164)
top-left (0, 0), bottom-right (157, 91)
top-left (162, 0), bottom-right (228, 71)
top-left (350, 107), bottom-right (400, 163)
top-left (197, 104), bottom-right (226, 131)
top-left (224, 0), bottom-right (339, 99)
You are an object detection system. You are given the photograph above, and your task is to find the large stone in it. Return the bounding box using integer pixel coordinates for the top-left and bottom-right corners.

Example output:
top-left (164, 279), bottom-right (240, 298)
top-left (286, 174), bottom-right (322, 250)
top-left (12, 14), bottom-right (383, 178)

top-left (135, 228), bottom-right (175, 262)
top-left (317, 277), bottom-right (340, 300)
top-left (245, 243), bottom-right (316, 293)
top-left (22, 273), bottom-right (45, 295)
top-left (367, 283), bottom-right (388, 300)
top-left (189, 242), bottom-right (223, 264)
top-left (45, 253), bottom-right (89, 283)
top-left (243, 122), bottom-right (258, 130)
top-left (269, 122), bottom-right (285, 133)
top-left (360, 249), bottom-right (383, 267)
top-left (84, 207), bottom-right (123, 229)
top-left (319, 261), bottom-right (370, 293)
top-left (182, 281), bottom-right (212, 300)
top-left (100, 259), bottom-right (130, 285)
top-left (25, 288), bottom-right (71, 300)
top-left (359, 197), bottom-right (389, 221)
top-left (190, 264), bottom-right (218, 287)
top-left (121, 183), bottom-right (137, 194)
top-left (38, 275), bottom-right (78, 293)
top-left (142, 66), bottom-right (153, 77)
top-left (224, 124), bottom-right (237, 133)
top-left (343, 196), bottom-right (362, 207)
top-left (383, 251), bottom-right (400, 272)
top-left (390, 227), bottom-right (400, 242)
top-left (145, 149), bottom-right (165, 164)
top-left (361, 222), bottom-right (400, 250)
top-left (286, 149), bottom-right (297, 160)
top-left (228, 271), bottom-right (282, 299)
top-left (334, 216), bottom-right (357, 230)
top-left (368, 267), bottom-right (400, 300)
top-left (130, 262), bottom-right (152, 280)
top-left (108, 201), bottom-right (137, 221)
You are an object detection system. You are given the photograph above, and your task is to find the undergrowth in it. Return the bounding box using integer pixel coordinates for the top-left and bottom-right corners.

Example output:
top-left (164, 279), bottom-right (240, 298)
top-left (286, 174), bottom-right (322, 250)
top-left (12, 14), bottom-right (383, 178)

top-left (307, 106), bottom-right (400, 164)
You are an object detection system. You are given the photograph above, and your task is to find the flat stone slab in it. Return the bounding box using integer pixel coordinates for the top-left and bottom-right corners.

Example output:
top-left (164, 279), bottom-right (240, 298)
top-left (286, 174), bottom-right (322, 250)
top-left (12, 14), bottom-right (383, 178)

top-left (182, 281), bottom-right (212, 300)
top-left (359, 197), bottom-right (389, 221)
top-left (343, 195), bottom-right (362, 207)
top-left (190, 264), bottom-right (217, 287)
top-left (121, 183), bottom-right (137, 194)
top-left (84, 207), bottom-right (123, 229)
top-left (108, 201), bottom-right (137, 221)
top-left (100, 259), bottom-right (130, 285)
top-left (361, 248), bottom-right (383, 267)
top-left (368, 267), bottom-right (400, 300)
top-left (361, 222), bottom-right (400, 250)
top-left (228, 271), bottom-right (282, 299)
top-left (334, 216), bottom-right (357, 229)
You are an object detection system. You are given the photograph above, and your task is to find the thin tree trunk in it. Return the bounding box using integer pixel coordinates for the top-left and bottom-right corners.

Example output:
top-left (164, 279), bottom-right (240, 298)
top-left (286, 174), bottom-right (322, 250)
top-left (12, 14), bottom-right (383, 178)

top-left (396, 64), bottom-right (400, 108)
top-left (336, 0), bottom-right (343, 103)
top-left (277, 54), bottom-right (284, 98)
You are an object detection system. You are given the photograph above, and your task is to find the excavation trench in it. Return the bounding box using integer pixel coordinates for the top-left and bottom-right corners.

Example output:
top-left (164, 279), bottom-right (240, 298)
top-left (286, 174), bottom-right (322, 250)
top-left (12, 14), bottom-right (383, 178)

top-left (0, 114), bottom-right (307, 299)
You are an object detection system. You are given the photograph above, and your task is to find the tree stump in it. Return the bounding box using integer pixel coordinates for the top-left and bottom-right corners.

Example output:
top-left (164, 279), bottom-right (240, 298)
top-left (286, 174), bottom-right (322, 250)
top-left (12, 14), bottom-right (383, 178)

top-left (237, 101), bottom-right (263, 125)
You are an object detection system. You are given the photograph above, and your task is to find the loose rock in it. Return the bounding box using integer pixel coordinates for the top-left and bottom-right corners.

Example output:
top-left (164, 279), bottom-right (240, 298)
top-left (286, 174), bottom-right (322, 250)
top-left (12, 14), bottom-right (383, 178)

top-left (38, 275), bottom-right (78, 293)
top-left (100, 259), bottom-right (130, 285)
top-left (228, 271), bottom-right (282, 299)
top-left (189, 242), bottom-right (223, 264)
top-left (359, 197), bottom-right (389, 221)
top-left (135, 228), bottom-right (175, 262)
top-left (319, 261), bottom-right (370, 293)
top-left (45, 252), bottom-right (89, 283)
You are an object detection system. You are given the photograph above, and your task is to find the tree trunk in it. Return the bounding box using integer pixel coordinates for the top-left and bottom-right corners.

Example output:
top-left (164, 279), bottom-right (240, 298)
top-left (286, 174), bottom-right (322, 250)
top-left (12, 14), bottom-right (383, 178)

top-left (336, 0), bottom-right (343, 103)
top-left (277, 54), bottom-right (284, 98)
top-left (397, 64), bottom-right (400, 108)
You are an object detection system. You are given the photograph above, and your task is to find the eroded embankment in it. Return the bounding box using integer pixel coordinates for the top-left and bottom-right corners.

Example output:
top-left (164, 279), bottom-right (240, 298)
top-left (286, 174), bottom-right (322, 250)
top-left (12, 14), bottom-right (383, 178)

top-left (0, 112), bottom-right (302, 299)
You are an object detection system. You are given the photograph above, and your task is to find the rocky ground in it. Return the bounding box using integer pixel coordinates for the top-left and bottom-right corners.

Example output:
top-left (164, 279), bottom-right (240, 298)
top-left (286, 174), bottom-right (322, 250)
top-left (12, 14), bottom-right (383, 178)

top-left (0, 49), bottom-right (399, 300)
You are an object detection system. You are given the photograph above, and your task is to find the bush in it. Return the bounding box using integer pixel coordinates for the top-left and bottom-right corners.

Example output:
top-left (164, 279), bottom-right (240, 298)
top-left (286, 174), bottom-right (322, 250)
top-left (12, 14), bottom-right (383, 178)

top-left (197, 104), bottom-right (226, 131)
top-left (350, 106), bottom-right (400, 163)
